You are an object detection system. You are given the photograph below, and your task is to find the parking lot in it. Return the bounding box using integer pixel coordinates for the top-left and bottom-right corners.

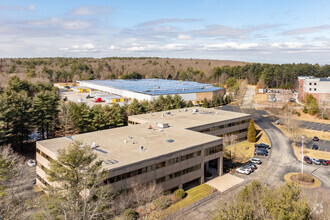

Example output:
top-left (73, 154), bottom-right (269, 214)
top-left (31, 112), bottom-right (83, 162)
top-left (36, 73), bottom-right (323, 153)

top-left (306, 139), bottom-right (330, 152)
top-left (299, 120), bottom-right (330, 132)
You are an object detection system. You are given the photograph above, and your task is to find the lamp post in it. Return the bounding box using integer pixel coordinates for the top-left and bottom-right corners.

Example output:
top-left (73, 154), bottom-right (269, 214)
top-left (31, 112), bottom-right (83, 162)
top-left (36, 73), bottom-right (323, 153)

top-left (301, 135), bottom-right (305, 174)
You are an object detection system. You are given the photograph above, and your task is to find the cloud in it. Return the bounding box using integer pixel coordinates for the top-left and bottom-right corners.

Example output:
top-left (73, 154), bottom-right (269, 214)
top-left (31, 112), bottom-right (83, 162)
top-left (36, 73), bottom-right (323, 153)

top-left (0, 4), bottom-right (34, 11)
top-left (178, 34), bottom-right (193, 40)
top-left (69, 6), bottom-right (113, 15)
top-left (203, 42), bottom-right (259, 50)
top-left (28, 17), bottom-right (93, 30)
top-left (270, 42), bottom-right (303, 49)
top-left (283, 25), bottom-right (330, 35)
top-left (190, 24), bottom-right (278, 39)
top-left (137, 18), bottom-right (203, 27)
top-left (60, 43), bottom-right (98, 53)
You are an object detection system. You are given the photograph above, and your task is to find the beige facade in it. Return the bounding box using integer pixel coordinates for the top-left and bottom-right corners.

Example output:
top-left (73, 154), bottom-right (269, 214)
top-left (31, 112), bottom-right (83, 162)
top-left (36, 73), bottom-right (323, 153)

top-left (36, 107), bottom-right (251, 192)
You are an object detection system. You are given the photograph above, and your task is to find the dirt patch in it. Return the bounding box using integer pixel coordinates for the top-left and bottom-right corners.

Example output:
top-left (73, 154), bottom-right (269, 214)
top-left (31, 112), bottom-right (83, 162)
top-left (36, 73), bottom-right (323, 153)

top-left (290, 173), bottom-right (314, 186)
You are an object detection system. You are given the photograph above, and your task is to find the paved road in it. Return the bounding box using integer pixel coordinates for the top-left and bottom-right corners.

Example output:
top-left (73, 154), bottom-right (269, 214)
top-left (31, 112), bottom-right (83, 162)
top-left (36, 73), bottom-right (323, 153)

top-left (241, 86), bottom-right (329, 188)
top-left (241, 86), bottom-right (255, 109)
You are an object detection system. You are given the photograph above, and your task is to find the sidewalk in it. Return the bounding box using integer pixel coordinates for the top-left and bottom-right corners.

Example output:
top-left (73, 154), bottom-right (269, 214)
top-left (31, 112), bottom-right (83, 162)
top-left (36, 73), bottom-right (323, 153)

top-left (206, 174), bottom-right (245, 192)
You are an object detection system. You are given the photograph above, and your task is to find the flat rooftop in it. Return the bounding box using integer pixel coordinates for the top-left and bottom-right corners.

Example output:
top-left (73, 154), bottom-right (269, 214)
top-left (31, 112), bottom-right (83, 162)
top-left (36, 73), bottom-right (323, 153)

top-left (38, 123), bottom-right (221, 170)
top-left (78, 79), bottom-right (222, 95)
top-left (128, 107), bottom-right (251, 129)
top-left (38, 108), bottom-right (250, 171)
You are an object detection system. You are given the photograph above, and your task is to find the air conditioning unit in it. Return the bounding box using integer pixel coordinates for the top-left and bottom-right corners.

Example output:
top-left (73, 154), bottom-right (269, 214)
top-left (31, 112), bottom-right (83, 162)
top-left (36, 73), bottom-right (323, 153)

top-left (157, 123), bottom-right (169, 128)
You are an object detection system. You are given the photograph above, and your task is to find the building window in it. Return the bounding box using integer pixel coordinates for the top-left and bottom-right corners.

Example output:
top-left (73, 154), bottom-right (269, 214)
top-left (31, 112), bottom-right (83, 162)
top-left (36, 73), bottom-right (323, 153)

top-left (314, 88), bottom-right (316, 91)
top-left (156, 162), bottom-right (166, 169)
top-left (309, 88), bottom-right (312, 91)
top-left (314, 83), bottom-right (316, 85)
top-left (309, 83), bottom-right (312, 85)
top-left (204, 145), bottom-right (223, 156)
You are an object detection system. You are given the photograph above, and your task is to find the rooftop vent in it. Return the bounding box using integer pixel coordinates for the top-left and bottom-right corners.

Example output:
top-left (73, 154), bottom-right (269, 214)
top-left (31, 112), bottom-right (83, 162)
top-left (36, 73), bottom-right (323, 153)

top-left (166, 139), bottom-right (174, 143)
top-left (139, 145), bottom-right (145, 152)
top-left (184, 109), bottom-right (188, 112)
top-left (166, 111), bottom-right (171, 115)
top-left (192, 108), bottom-right (199, 113)
top-left (124, 140), bottom-right (128, 143)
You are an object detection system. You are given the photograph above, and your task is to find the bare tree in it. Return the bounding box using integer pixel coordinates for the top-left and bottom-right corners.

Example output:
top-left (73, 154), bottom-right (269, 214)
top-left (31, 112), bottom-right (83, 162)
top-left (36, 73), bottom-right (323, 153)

top-left (223, 134), bottom-right (238, 161)
top-left (0, 146), bottom-right (35, 220)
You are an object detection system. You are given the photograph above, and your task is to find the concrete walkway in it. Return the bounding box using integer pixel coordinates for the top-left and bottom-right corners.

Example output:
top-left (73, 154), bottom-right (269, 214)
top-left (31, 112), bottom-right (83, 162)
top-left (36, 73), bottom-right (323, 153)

top-left (206, 174), bottom-right (245, 192)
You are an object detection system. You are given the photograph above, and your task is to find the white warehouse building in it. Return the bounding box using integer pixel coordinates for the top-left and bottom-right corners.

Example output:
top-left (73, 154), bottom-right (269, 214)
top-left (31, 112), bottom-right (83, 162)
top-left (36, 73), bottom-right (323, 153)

top-left (77, 79), bottom-right (225, 102)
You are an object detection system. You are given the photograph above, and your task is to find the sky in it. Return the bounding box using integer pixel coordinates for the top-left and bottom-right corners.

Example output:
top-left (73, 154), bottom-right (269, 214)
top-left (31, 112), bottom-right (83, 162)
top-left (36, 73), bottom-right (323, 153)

top-left (1, 0), bottom-right (330, 64)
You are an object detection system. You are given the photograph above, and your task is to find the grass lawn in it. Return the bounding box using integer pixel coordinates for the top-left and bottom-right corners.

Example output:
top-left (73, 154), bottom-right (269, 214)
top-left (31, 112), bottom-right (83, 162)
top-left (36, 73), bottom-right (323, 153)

top-left (224, 124), bottom-right (271, 164)
top-left (290, 109), bottom-right (330, 125)
top-left (158, 184), bottom-right (214, 218)
top-left (253, 93), bottom-right (269, 104)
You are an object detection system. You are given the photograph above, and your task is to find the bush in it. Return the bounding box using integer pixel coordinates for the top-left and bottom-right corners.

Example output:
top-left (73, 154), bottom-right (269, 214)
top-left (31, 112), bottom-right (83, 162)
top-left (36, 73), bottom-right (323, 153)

top-left (154, 195), bottom-right (172, 210)
top-left (322, 114), bottom-right (328, 120)
top-left (303, 106), bottom-right (308, 113)
top-left (297, 173), bottom-right (314, 183)
top-left (174, 189), bottom-right (185, 199)
top-left (123, 208), bottom-right (137, 220)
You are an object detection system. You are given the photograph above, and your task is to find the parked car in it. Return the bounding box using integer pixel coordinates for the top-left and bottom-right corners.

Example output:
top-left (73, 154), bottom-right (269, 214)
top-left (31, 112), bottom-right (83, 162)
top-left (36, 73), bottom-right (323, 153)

top-left (255, 143), bottom-right (271, 149)
top-left (236, 167), bottom-right (251, 175)
top-left (255, 148), bottom-right (269, 154)
top-left (313, 136), bottom-right (319, 141)
top-left (254, 151), bottom-right (268, 156)
top-left (312, 158), bottom-right (321, 165)
top-left (249, 158), bottom-right (262, 164)
top-left (27, 159), bottom-right (36, 167)
top-left (303, 156), bottom-right (312, 164)
top-left (312, 145), bottom-right (319, 150)
top-left (94, 97), bottom-right (104, 103)
top-left (319, 159), bottom-right (328, 165)
top-left (289, 98), bottom-right (296, 102)
top-left (245, 162), bottom-right (257, 170)
top-left (327, 160), bottom-right (330, 165)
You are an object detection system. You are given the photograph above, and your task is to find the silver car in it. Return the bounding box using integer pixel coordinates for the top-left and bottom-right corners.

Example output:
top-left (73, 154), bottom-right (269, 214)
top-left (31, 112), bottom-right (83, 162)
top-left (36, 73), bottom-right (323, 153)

top-left (236, 167), bottom-right (251, 175)
top-left (312, 158), bottom-right (321, 165)
top-left (249, 158), bottom-right (262, 164)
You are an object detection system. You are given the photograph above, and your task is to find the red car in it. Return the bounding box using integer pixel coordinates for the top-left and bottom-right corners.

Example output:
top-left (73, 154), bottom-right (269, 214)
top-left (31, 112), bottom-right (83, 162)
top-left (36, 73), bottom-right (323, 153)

top-left (94, 97), bottom-right (104, 102)
top-left (313, 136), bottom-right (319, 141)
top-left (327, 160), bottom-right (330, 165)
top-left (304, 156), bottom-right (312, 164)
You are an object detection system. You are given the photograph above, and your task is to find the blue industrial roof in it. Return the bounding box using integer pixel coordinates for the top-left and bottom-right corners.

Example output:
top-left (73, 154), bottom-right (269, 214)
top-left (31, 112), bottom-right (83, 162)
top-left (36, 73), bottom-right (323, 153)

top-left (79, 79), bottom-right (222, 95)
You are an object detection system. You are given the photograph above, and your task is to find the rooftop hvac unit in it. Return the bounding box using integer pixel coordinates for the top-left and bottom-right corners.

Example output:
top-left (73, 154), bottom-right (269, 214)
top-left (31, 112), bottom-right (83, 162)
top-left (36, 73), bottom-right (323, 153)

top-left (139, 146), bottom-right (144, 151)
top-left (184, 109), bottom-right (188, 112)
top-left (192, 108), bottom-right (199, 113)
top-left (124, 140), bottom-right (128, 143)
top-left (157, 123), bottom-right (169, 128)
top-left (166, 111), bottom-right (171, 114)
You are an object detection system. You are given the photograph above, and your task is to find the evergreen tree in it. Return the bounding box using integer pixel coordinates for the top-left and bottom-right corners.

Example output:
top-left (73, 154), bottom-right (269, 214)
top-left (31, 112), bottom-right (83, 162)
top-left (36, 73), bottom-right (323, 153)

top-left (202, 98), bottom-right (210, 108)
top-left (247, 119), bottom-right (257, 142)
top-left (71, 102), bottom-right (94, 133)
top-left (173, 94), bottom-right (184, 109)
top-left (212, 94), bottom-right (220, 107)
top-left (33, 90), bottom-right (60, 139)
top-left (56, 101), bottom-right (76, 136)
top-left (127, 99), bottom-right (143, 115)
top-left (41, 141), bottom-right (114, 219)
top-left (0, 90), bottom-right (33, 146)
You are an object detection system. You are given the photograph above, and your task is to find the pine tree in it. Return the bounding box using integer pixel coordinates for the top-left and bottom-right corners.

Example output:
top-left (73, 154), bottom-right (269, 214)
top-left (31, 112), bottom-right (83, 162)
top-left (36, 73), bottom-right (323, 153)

top-left (247, 119), bottom-right (257, 142)
top-left (33, 90), bottom-right (60, 139)
top-left (202, 98), bottom-right (210, 108)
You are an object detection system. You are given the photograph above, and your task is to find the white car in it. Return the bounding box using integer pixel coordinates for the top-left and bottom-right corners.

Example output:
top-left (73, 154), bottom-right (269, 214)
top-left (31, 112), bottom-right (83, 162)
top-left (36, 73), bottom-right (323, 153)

top-left (27, 159), bottom-right (36, 167)
top-left (249, 158), bottom-right (262, 164)
top-left (312, 158), bottom-right (321, 165)
top-left (236, 167), bottom-right (251, 175)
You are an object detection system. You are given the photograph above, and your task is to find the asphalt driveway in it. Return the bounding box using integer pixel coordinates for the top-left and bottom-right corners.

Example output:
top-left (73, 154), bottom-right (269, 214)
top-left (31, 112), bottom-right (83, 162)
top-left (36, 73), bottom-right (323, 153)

top-left (305, 139), bottom-right (330, 152)
top-left (299, 120), bottom-right (330, 132)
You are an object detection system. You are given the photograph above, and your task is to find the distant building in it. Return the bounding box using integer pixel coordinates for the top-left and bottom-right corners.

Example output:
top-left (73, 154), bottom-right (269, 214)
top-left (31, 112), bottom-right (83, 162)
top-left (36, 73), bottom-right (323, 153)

top-left (298, 76), bottom-right (330, 104)
top-left (36, 107), bottom-right (251, 192)
top-left (78, 79), bottom-right (225, 102)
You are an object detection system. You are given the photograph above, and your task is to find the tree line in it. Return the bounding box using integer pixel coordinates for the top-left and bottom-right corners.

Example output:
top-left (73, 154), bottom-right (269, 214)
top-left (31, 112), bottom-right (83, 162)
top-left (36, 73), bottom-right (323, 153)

top-left (0, 76), bottom-right (231, 149)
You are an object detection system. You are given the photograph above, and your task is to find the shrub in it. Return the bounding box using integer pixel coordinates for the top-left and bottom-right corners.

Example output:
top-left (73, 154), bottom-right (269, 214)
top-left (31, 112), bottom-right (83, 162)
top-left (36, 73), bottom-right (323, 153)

top-left (303, 106), bottom-right (308, 113)
top-left (123, 208), bottom-right (137, 220)
top-left (322, 114), bottom-right (328, 120)
top-left (174, 189), bottom-right (185, 199)
top-left (154, 195), bottom-right (172, 210)
top-left (297, 173), bottom-right (314, 183)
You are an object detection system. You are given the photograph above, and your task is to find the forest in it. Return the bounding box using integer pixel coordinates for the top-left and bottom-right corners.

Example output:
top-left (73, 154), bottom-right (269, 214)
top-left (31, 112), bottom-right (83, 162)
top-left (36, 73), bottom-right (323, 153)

top-left (1, 58), bottom-right (329, 90)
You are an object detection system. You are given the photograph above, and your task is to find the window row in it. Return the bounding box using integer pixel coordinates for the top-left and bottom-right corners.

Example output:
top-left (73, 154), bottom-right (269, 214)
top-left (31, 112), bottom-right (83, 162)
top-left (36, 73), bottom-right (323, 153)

top-left (198, 119), bottom-right (250, 133)
top-left (37, 161), bottom-right (48, 172)
top-left (36, 148), bottom-right (54, 163)
top-left (204, 145), bottom-right (222, 157)
top-left (104, 150), bottom-right (202, 184)
top-left (156, 164), bottom-right (202, 184)
top-left (36, 174), bottom-right (49, 186)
